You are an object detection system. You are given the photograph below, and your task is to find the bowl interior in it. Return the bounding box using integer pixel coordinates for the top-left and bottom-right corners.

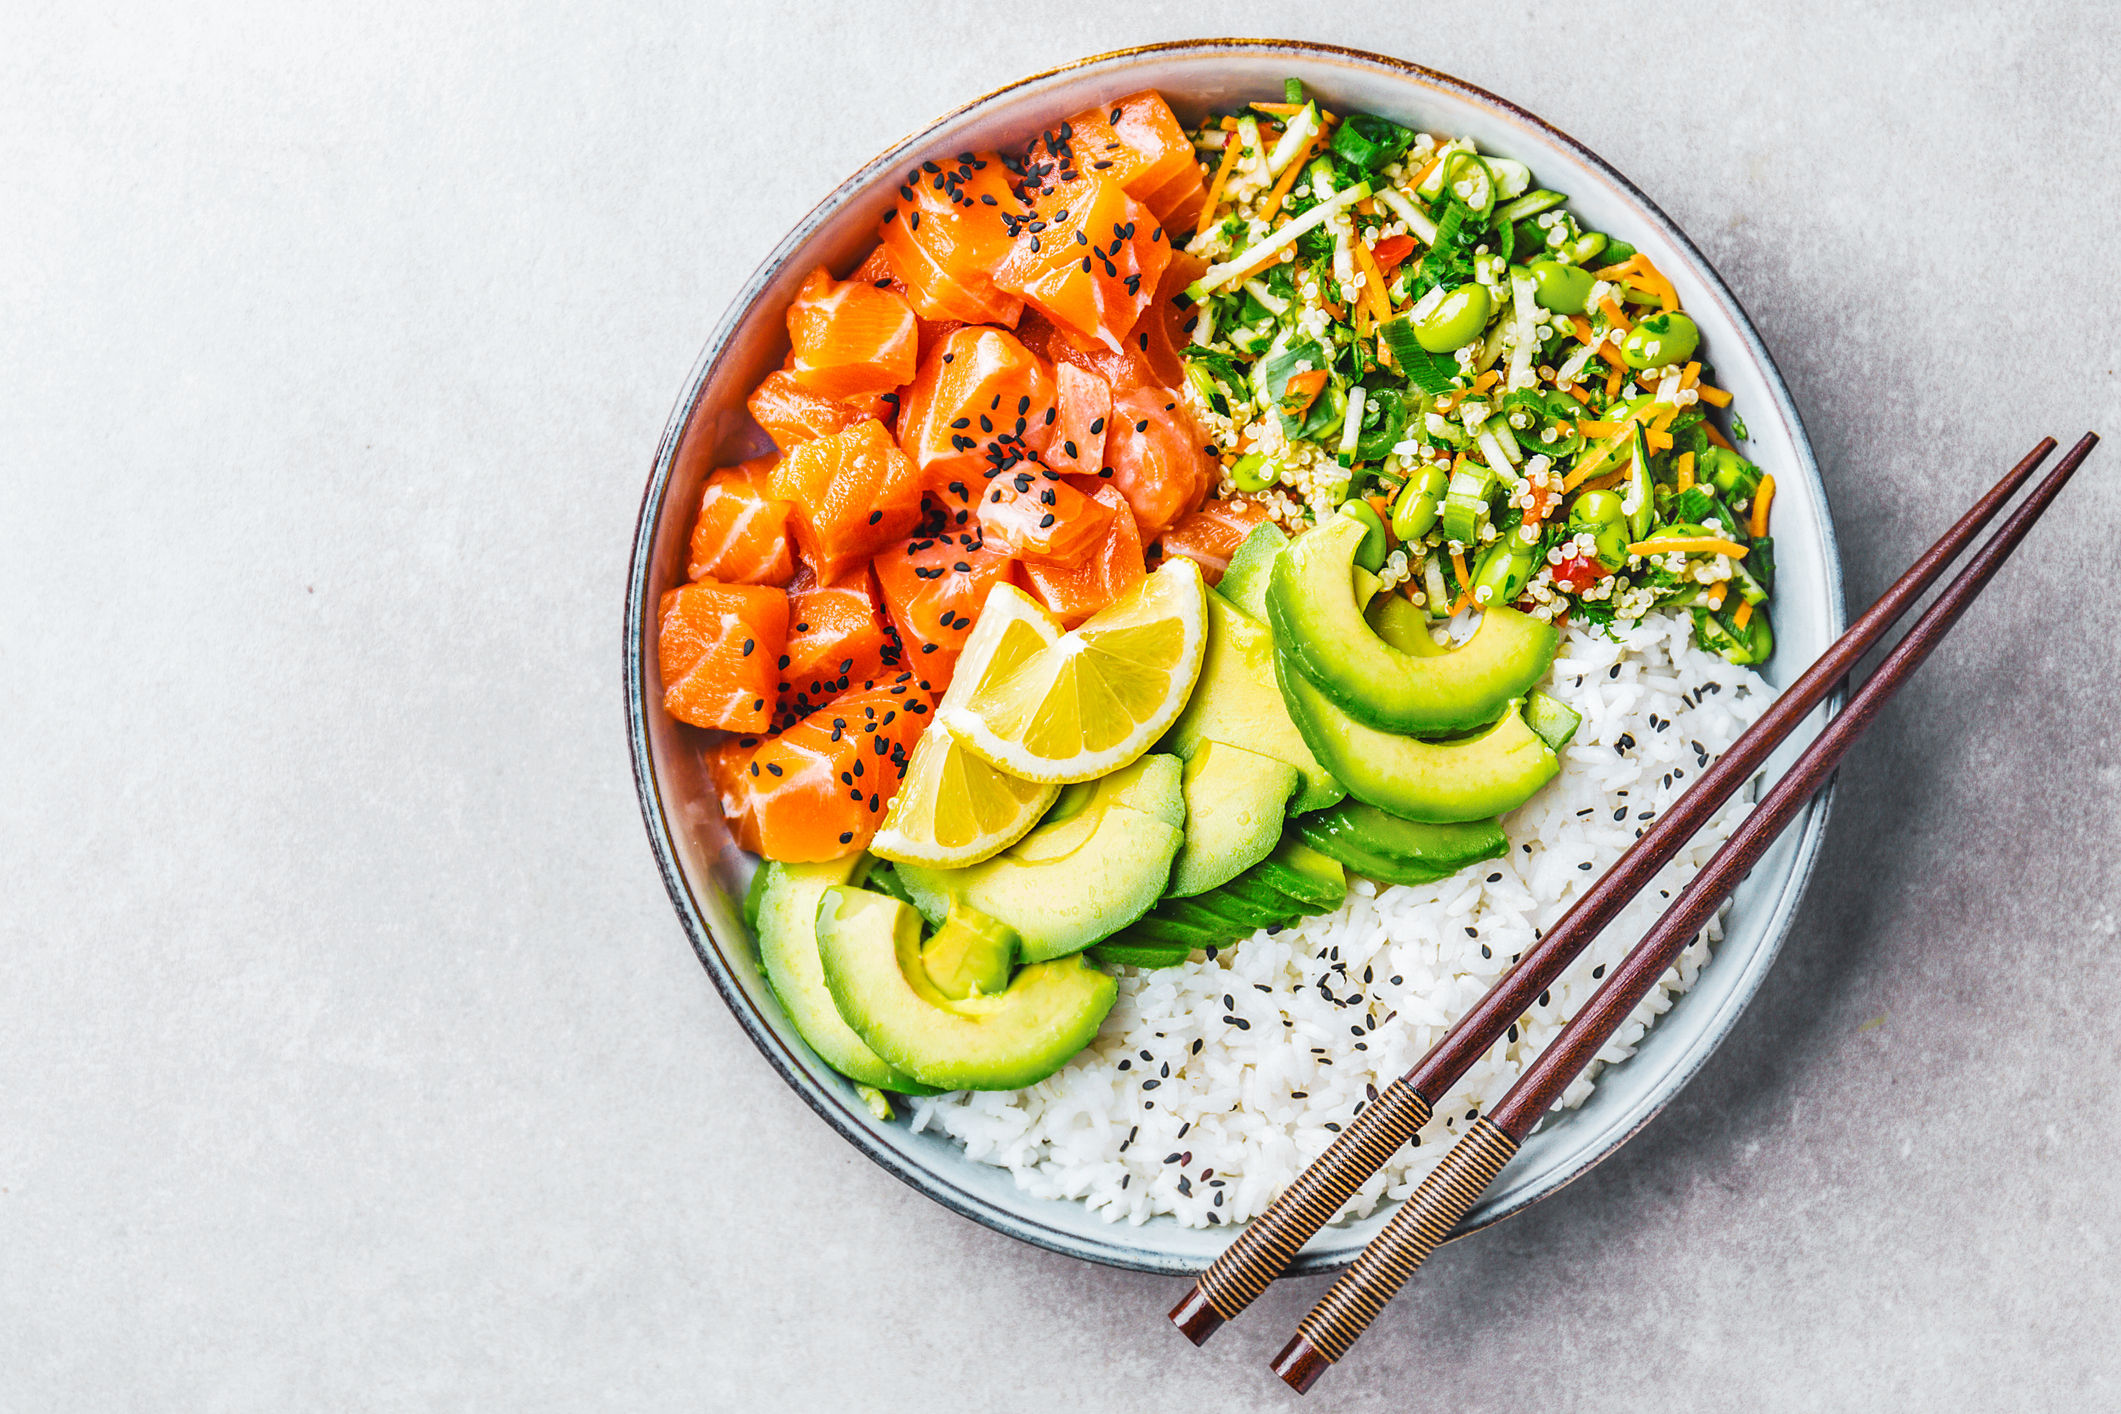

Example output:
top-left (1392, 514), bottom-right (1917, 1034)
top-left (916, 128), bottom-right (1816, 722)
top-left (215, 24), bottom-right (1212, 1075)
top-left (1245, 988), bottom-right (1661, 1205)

top-left (626, 40), bottom-right (1843, 1276)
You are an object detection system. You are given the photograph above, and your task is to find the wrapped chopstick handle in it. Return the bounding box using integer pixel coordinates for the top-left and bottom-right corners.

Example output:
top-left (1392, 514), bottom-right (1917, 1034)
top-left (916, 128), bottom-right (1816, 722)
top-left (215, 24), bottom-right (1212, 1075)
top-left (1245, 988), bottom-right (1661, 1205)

top-left (1170, 1080), bottom-right (1432, 1344)
top-left (1272, 1118), bottom-right (1520, 1392)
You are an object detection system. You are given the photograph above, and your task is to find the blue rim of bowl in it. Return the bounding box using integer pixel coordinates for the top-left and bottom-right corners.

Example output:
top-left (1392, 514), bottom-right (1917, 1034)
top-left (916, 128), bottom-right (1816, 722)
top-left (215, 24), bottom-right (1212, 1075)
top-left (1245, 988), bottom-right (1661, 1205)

top-left (624, 38), bottom-right (1845, 1276)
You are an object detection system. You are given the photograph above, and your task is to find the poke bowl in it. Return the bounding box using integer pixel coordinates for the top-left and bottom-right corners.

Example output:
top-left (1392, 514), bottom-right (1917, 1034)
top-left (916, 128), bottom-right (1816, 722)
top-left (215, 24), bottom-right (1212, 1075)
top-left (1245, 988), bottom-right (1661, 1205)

top-left (624, 38), bottom-right (1842, 1276)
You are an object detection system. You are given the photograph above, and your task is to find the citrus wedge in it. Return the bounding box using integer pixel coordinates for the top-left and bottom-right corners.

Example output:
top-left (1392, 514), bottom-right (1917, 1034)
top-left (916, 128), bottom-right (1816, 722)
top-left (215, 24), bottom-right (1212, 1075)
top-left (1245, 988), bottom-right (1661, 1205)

top-left (869, 584), bottom-right (1062, 866)
top-left (940, 557), bottom-right (1208, 784)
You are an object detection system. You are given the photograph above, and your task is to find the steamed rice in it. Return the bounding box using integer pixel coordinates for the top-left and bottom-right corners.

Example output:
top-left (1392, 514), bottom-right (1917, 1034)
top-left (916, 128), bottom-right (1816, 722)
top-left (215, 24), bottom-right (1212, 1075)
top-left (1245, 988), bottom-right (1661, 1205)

top-left (909, 613), bottom-right (1772, 1229)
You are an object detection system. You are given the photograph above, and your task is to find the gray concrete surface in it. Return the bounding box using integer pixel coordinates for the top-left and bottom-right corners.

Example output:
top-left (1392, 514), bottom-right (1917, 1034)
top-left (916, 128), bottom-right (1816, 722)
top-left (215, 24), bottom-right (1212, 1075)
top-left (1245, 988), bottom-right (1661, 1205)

top-left (5, 2), bottom-right (2119, 1409)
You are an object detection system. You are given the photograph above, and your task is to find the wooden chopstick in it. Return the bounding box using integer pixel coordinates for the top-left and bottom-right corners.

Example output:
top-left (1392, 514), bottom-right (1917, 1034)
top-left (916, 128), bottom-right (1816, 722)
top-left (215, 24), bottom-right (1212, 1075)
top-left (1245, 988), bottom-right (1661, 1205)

top-left (1169, 437), bottom-right (2062, 1346)
top-left (1271, 432), bottom-right (2100, 1392)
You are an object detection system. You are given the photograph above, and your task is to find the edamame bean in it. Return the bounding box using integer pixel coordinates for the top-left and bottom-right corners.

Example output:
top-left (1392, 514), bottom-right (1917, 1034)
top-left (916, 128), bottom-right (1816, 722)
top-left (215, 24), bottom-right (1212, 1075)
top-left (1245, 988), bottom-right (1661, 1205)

top-left (1528, 259), bottom-right (1595, 315)
top-left (1620, 310), bottom-right (1700, 370)
top-left (1569, 488), bottom-right (1626, 527)
top-left (1470, 541), bottom-right (1537, 606)
top-left (1413, 283), bottom-right (1492, 353)
top-left (1340, 500), bottom-right (1389, 572)
top-left (1390, 464), bottom-right (1450, 541)
top-left (1231, 452), bottom-right (1278, 493)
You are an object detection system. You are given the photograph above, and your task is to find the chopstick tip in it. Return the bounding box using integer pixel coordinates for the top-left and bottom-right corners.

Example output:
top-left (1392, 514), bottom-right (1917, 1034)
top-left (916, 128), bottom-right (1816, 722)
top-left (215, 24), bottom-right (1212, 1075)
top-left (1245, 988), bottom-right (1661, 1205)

top-left (1168, 1285), bottom-right (1226, 1345)
top-left (1271, 1331), bottom-right (1332, 1394)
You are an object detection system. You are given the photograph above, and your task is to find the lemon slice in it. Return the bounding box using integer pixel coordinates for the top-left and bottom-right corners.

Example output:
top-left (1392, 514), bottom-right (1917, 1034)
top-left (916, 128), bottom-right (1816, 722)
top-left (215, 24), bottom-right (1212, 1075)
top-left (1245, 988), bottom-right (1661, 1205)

top-left (940, 557), bottom-right (1208, 784)
top-left (870, 585), bottom-right (1062, 866)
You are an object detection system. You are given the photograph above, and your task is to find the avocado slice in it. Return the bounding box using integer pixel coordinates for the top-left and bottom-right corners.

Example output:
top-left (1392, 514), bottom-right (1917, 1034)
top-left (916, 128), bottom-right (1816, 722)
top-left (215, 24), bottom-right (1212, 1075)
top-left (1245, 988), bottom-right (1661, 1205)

top-left (1365, 591), bottom-right (1446, 656)
top-left (1217, 522), bottom-right (1290, 620)
top-left (1167, 740), bottom-right (1301, 898)
top-left (1522, 691), bottom-right (1583, 750)
top-left (1123, 912), bottom-right (1225, 949)
top-left (919, 902), bottom-right (1018, 999)
top-left (1220, 869), bottom-right (1330, 919)
top-left (897, 756), bottom-right (1185, 962)
top-left (755, 859), bottom-right (938, 1095)
top-left (1087, 940), bottom-right (1191, 969)
top-left (816, 887), bottom-right (1116, 1091)
top-left (1181, 888), bottom-right (1289, 934)
top-left (1160, 589), bottom-right (1345, 814)
top-left (1268, 515), bottom-right (1559, 735)
top-left (1294, 800), bottom-right (1508, 886)
top-left (1250, 838), bottom-right (1348, 911)
top-left (1276, 652), bottom-right (1560, 823)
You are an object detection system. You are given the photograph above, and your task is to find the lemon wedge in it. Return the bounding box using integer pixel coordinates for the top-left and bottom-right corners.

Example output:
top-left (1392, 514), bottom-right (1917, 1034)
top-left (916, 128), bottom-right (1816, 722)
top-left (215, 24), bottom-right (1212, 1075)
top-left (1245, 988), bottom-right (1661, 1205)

top-left (940, 557), bottom-right (1208, 784)
top-left (870, 585), bottom-right (1062, 866)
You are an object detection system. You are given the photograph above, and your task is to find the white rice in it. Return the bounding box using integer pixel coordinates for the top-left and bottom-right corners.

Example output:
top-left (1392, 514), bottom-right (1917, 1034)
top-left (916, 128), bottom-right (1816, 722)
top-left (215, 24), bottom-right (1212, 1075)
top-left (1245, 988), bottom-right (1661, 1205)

top-left (908, 613), bottom-right (1772, 1229)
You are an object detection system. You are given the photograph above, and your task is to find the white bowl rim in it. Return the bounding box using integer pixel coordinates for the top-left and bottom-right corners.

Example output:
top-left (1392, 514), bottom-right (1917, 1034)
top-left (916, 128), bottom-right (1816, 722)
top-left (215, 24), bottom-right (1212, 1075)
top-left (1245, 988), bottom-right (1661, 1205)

top-left (624, 37), bottom-right (1845, 1276)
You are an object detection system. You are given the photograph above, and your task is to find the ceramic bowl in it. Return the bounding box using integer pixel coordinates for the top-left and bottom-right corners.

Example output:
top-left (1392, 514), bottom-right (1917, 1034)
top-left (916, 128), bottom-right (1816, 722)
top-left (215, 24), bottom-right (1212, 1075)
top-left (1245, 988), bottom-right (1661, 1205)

top-left (625, 39), bottom-right (1843, 1276)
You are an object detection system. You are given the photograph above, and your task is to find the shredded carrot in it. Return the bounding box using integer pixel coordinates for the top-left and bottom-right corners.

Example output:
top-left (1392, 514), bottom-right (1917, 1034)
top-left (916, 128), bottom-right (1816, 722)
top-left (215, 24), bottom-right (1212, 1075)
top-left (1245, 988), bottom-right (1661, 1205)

top-left (1597, 295), bottom-right (1633, 333)
top-left (1450, 548), bottom-right (1475, 612)
top-left (1592, 256), bottom-right (1637, 280)
top-left (1695, 382), bottom-right (1733, 408)
top-left (1282, 368), bottom-right (1329, 417)
top-left (1731, 599), bottom-right (1754, 629)
top-left (1560, 382), bottom-right (1591, 405)
top-left (1569, 316), bottom-right (1630, 371)
top-left (1352, 300), bottom-right (1374, 338)
top-left (1674, 450), bottom-right (1696, 492)
top-left (1680, 361), bottom-right (1701, 390)
top-left (1646, 430), bottom-right (1672, 453)
top-left (1629, 535), bottom-right (1748, 558)
top-left (1319, 296), bottom-right (1346, 321)
top-left (1604, 366), bottom-right (1624, 398)
top-left (1199, 128), bottom-right (1245, 227)
top-left (1750, 475), bottom-right (1776, 537)
top-left (1348, 237), bottom-right (1394, 326)
top-left (1703, 422), bottom-right (1735, 451)
top-left (1577, 419), bottom-right (1622, 438)
top-left (1704, 582), bottom-right (1729, 610)
top-left (1632, 255), bottom-right (1679, 311)
top-left (1251, 101), bottom-right (1304, 117)
top-left (1257, 130), bottom-right (1327, 223)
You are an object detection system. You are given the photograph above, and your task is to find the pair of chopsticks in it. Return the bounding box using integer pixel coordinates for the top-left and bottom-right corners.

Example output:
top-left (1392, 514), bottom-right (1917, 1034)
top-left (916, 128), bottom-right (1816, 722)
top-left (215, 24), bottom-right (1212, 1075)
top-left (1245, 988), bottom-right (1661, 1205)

top-left (1166, 432), bottom-right (2101, 1392)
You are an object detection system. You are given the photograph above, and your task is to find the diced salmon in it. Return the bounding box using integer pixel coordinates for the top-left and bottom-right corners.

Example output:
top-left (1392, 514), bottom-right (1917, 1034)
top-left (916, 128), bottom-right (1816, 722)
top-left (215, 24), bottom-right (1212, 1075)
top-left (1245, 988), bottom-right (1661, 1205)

top-left (658, 581), bottom-right (791, 733)
top-left (708, 733), bottom-right (764, 843)
top-left (747, 370), bottom-right (873, 452)
top-left (784, 266), bottom-right (918, 401)
top-left (1013, 307), bottom-right (1152, 394)
top-left (736, 681), bottom-right (934, 861)
top-left (1138, 249), bottom-right (1210, 390)
top-left (1157, 497), bottom-right (1271, 585)
top-left (991, 175), bottom-right (1171, 356)
top-left (895, 326), bottom-right (1056, 500)
top-left (1043, 362), bottom-right (1112, 476)
top-left (768, 419), bottom-right (925, 581)
top-left (1025, 92), bottom-right (1206, 233)
top-left (977, 466), bottom-right (1117, 566)
top-left (850, 245), bottom-right (965, 365)
top-left (688, 455), bottom-right (796, 586)
top-left (872, 528), bottom-right (1018, 690)
top-left (1019, 484), bottom-right (1146, 627)
top-left (878, 150), bottom-right (1027, 327)
top-left (1103, 384), bottom-right (1216, 542)
top-left (775, 565), bottom-right (898, 728)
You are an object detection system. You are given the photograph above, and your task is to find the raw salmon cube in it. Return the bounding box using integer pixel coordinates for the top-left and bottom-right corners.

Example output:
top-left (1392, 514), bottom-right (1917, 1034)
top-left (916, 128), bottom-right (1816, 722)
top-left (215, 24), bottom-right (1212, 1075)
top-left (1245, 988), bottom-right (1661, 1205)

top-left (768, 419), bottom-right (924, 581)
top-left (785, 267), bottom-right (918, 401)
top-left (895, 325), bottom-right (1056, 496)
top-left (878, 150), bottom-right (1027, 327)
top-left (747, 370), bottom-right (873, 452)
top-left (977, 466), bottom-right (1116, 566)
top-left (658, 581), bottom-right (790, 733)
top-left (775, 565), bottom-right (898, 727)
top-left (688, 455), bottom-right (795, 586)
top-left (1157, 496), bottom-right (1271, 585)
top-left (1027, 91), bottom-right (1205, 231)
top-left (1019, 484), bottom-right (1146, 627)
top-left (992, 175), bottom-right (1171, 356)
top-left (872, 529), bottom-right (1018, 690)
top-left (1103, 384), bottom-right (1215, 542)
top-left (742, 681), bottom-right (933, 861)
top-left (1043, 361), bottom-right (1112, 476)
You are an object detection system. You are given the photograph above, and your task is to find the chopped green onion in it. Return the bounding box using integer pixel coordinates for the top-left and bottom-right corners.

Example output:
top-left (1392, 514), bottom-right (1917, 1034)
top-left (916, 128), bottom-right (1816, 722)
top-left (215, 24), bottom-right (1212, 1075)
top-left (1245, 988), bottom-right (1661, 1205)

top-left (1497, 189), bottom-right (1566, 224)
top-left (1284, 77), bottom-right (1305, 104)
top-left (1187, 181), bottom-right (1373, 298)
top-left (1337, 385), bottom-right (1368, 464)
top-left (1330, 113), bottom-right (1416, 172)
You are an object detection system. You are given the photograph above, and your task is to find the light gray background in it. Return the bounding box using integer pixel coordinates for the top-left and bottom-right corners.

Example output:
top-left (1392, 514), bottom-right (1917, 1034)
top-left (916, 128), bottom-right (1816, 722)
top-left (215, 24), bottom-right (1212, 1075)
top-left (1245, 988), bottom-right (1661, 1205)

top-left (5, 3), bottom-right (2117, 1410)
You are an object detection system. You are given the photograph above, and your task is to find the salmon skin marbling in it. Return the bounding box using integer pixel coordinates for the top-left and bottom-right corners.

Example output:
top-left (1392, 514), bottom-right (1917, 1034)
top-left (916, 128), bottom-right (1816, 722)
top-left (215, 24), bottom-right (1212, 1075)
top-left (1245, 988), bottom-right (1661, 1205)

top-left (657, 581), bottom-right (790, 733)
top-left (687, 455), bottom-right (796, 586)
top-left (784, 266), bottom-right (919, 401)
top-left (768, 419), bottom-right (925, 581)
top-left (731, 681), bottom-right (933, 861)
